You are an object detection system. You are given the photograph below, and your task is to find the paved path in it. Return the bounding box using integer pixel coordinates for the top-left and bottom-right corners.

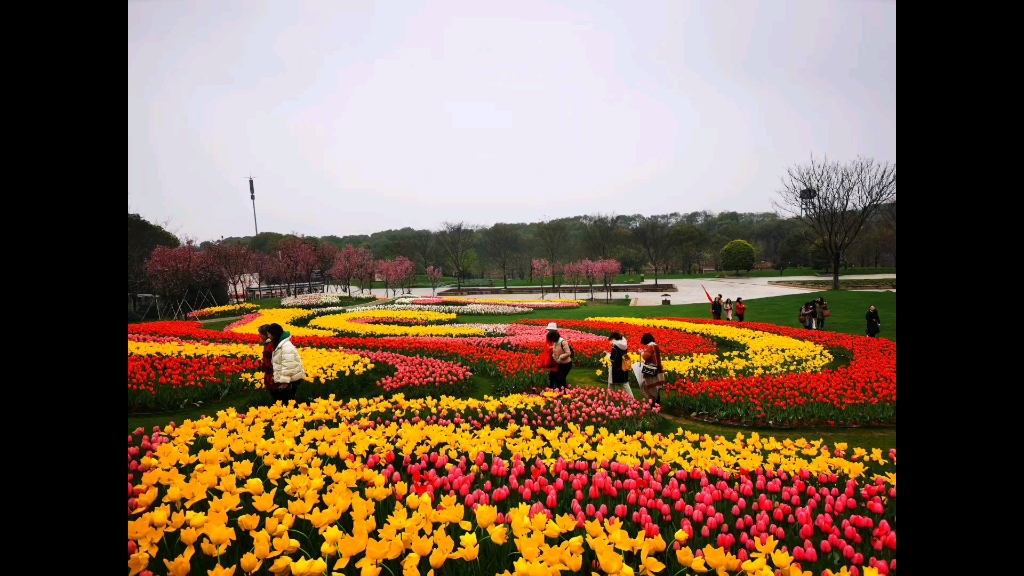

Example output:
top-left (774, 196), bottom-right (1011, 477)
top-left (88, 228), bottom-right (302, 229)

top-left (326, 274), bottom-right (895, 306)
top-left (221, 275), bottom-right (897, 312)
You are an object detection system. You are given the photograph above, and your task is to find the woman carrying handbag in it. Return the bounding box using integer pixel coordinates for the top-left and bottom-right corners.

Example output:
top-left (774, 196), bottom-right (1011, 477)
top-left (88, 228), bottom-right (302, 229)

top-left (638, 333), bottom-right (664, 405)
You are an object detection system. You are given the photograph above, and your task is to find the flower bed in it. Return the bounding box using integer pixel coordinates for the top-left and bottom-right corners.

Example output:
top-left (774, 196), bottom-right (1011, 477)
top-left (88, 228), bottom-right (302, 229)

top-left (127, 338), bottom-right (472, 410)
top-left (364, 303), bottom-right (533, 315)
top-left (410, 296), bottom-right (584, 309)
top-left (309, 310), bottom-right (486, 337)
top-left (185, 303), bottom-right (259, 319)
top-left (591, 318), bottom-right (896, 427)
top-left (226, 308), bottom-right (336, 337)
top-left (127, 394), bottom-right (896, 576)
top-left (279, 293), bottom-right (379, 308)
top-left (350, 387), bottom-right (660, 433)
top-left (127, 313), bottom-right (894, 426)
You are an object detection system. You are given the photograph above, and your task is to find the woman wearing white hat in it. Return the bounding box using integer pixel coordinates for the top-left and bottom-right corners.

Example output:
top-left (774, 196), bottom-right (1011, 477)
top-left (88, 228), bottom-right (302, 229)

top-left (545, 324), bottom-right (573, 390)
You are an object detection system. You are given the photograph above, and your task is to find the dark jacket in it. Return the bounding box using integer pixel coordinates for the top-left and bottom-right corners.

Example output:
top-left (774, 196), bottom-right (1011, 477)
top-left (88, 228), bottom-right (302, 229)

top-left (711, 300), bottom-right (722, 314)
top-left (609, 340), bottom-right (629, 384)
top-left (262, 340), bottom-right (278, 391)
top-left (866, 309), bottom-right (881, 335)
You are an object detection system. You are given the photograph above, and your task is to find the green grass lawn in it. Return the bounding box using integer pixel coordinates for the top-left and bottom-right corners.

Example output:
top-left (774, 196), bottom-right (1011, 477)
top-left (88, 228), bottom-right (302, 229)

top-left (457, 291), bottom-right (896, 341)
top-left (129, 291), bottom-right (896, 447)
top-left (488, 267), bottom-right (896, 287)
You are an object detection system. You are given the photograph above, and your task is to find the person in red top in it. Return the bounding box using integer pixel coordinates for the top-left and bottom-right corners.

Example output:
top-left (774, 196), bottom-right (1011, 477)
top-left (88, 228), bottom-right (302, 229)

top-left (258, 325), bottom-right (278, 395)
top-left (735, 298), bottom-right (747, 322)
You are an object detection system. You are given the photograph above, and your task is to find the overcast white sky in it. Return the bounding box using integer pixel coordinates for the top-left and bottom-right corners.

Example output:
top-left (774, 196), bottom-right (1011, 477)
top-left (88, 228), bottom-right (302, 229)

top-left (128, 0), bottom-right (896, 241)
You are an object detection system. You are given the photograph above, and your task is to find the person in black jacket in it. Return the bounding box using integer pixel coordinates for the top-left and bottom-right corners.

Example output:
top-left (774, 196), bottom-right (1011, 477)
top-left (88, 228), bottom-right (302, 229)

top-left (711, 296), bottom-right (723, 320)
top-left (866, 305), bottom-right (881, 337)
top-left (606, 332), bottom-right (634, 398)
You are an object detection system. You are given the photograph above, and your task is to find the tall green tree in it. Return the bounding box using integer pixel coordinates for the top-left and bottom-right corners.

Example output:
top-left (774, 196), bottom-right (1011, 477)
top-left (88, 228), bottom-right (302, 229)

top-left (580, 214), bottom-right (620, 260)
top-left (128, 213), bottom-right (179, 312)
top-left (484, 223), bottom-right (522, 289)
top-left (437, 221), bottom-right (477, 290)
top-left (720, 240), bottom-right (757, 274)
top-left (630, 214), bottom-right (675, 284)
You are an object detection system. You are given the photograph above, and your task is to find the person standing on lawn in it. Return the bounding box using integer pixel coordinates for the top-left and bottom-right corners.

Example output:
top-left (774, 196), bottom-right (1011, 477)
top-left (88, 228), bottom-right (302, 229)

top-left (606, 331), bottom-right (634, 398)
top-left (711, 295), bottom-right (723, 320)
top-left (735, 298), bottom-right (746, 322)
top-left (546, 323), bottom-right (573, 389)
top-left (815, 297), bottom-right (830, 331)
top-left (866, 305), bottom-right (881, 337)
top-left (267, 323), bottom-right (305, 403)
top-left (724, 298), bottom-right (734, 321)
top-left (800, 302), bottom-right (814, 329)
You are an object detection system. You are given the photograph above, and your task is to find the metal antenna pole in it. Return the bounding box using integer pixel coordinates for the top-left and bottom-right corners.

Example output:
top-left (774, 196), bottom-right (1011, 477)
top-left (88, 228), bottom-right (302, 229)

top-left (248, 174), bottom-right (259, 235)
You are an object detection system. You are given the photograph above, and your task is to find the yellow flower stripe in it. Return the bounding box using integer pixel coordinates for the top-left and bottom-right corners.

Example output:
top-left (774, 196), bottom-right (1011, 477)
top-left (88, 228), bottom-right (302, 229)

top-left (188, 303), bottom-right (259, 317)
top-left (240, 348), bottom-right (375, 387)
top-left (308, 310), bottom-right (486, 337)
top-left (588, 317), bottom-right (833, 379)
top-left (128, 397), bottom-right (884, 576)
top-left (129, 340), bottom-right (261, 357)
top-left (128, 340), bottom-right (374, 385)
top-left (226, 308), bottom-right (335, 337)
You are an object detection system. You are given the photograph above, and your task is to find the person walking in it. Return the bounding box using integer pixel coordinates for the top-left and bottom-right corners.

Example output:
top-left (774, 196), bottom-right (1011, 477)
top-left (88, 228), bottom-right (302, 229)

top-left (606, 332), bottom-right (634, 398)
top-left (724, 298), bottom-right (734, 321)
top-left (546, 323), bottom-right (573, 389)
top-left (866, 305), bottom-right (881, 337)
top-left (735, 298), bottom-right (746, 322)
top-left (711, 296), bottom-right (723, 320)
top-left (800, 302), bottom-right (814, 329)
top-left (815, 297), bottom-right (830, 331)
top-left (638, 333), bottom-right (665, 405)
top-left (267, 323), bottom-right (305, 403)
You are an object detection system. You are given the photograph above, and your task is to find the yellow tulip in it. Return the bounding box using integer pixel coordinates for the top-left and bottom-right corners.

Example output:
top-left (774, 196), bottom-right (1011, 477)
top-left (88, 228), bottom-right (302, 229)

top-left (475, 504), bottom-right (497, 529)
top-left (162, 546), bottom-right (195, 576)
top-left (127, 552), bottom-right (149, 576)
top-left (207, 565), bottom-right (236, 576)
top-left (487, 525), bottom-right (509, 546)
top-left (268, 556), bottom-right (292, 575)
top-left (240, 552), bottom-right (263, 574)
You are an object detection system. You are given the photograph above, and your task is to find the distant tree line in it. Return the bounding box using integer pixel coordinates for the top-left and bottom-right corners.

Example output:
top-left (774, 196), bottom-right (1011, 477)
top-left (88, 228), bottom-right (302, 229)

top-left (130, 157), bottom-right (895, 314)
top-left (204, 207), bottom-right (894, 284)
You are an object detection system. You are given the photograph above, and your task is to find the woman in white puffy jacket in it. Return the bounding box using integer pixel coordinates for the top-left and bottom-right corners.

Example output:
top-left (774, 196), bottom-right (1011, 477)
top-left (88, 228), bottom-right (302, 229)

top-left (267, 323), bottom-right (305, 403)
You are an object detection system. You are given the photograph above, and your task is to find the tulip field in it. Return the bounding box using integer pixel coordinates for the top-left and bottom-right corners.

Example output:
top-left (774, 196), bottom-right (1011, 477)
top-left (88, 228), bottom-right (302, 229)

top-left (128, 298), bottom-right (896, 576)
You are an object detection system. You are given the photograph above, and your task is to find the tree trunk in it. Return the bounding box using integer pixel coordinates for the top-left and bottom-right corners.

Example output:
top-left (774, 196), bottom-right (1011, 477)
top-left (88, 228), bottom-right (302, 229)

top-left (503, 273), bottom-right (507, 289)
top-left (832, 253), bottom-right (841, 290)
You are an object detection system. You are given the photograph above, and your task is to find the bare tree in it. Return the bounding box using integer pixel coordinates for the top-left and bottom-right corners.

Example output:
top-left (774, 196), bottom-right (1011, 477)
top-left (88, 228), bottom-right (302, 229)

top-left (535, 219), bottom-right (570, 290)
top-left (630, 214), bottom-right (675, 284)
top-left (437, 222), bottom-right (477, 290)
top-left (208, 243), bottom-right (252, 302)
top-left (580, 214), bottom-right (621, 259)
top-left (773, 156), bottom-right (897, 289)
top-left (484, 223), bottom-right (522, 289)
top-left (410, 230), bottom-right (435, 272)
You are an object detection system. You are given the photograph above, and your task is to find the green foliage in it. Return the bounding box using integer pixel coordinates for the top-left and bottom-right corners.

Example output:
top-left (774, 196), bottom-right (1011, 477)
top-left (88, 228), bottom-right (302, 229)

top-left (128, 213), bottom-right (181, 315)
top-left (720, 240), bottom-right (756, 273)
